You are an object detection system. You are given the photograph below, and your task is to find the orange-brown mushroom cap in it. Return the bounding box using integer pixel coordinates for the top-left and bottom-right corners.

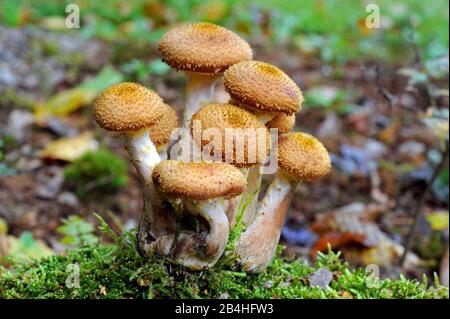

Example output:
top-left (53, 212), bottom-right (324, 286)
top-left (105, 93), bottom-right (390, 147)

top-left (158, 22), bottom-right (253, 74)
top-left (278, 132), bottom-right (331, 182)
top-left (152, 160), bottom-right (245, 201)
top-left (149, 104), bottom-right (179, 147)
top-left (191, 103), bottom-right (269, 167)
top-left (266, 113), bottom-right (296, 133)
top-left (224, 60), bottom-right (303, 114)
top-left (92, 82), bottom-right (165, 132)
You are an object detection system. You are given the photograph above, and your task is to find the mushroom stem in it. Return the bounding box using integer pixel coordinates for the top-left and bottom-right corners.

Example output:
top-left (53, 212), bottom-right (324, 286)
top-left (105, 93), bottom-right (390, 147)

top-left (225, 168), bottom-right (249, 229)
top-left (239, 166), bottom-right (262, 225)
top-left (156, 144), bottom-right (169, 160)
top-left (235, 171), bottom-right (297, 272)
top-left (172, 198), bottom-right (229, 270)
top-left (184, 73), bottom-right (219, 128)
top-left (123, 128), bottom-right (160, 182)
top-left (123, 129), bottom-right (176, 256)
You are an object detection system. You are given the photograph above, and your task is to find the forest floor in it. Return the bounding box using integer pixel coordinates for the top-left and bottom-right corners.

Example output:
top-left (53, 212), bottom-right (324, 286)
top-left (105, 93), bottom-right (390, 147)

top-left (0, 21), bottom-right (448, 286)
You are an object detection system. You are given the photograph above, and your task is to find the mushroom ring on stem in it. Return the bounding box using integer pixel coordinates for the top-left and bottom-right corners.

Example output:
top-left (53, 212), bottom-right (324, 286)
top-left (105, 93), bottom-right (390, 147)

top-left (191, 103), bottom-right (269, 229)
top-left (92, 82), bottom-right (177, 256)
top-left (158, 22), bottom-right (253, 129)
top-left (152, 160), bottom-right (245, 270)
top-left (235, 132), bottom-right (331, 272)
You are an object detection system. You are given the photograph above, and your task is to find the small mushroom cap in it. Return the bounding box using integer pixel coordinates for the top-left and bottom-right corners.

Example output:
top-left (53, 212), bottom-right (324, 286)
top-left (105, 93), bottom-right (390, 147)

top-left (159, 22), bottom-right (253, 74)
top-left (278, 132), bottom-right (331, 182)
top-left (152, 160), bottom-right (245, 201)
top-left (266, 113), bottom-right (296, 133)
top-left (224, 60), bottom-right (303, 114)
top-left (149, 104), bottom-right (179, 147)
top-left (192, 103), bottom-right (269, 167)
top-left (92, 82), bottom-right (165, 132)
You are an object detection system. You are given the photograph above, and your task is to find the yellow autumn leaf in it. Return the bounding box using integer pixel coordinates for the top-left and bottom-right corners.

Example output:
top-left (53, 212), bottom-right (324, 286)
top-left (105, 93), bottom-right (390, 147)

top-left (426, 211), bottom-right (449, 231)
top-left (34, 87), bottom-right (98, 120)
top-left (38, 132), bottom-right (99, 162)
top-left (39, 16), bottom-right (68, 31)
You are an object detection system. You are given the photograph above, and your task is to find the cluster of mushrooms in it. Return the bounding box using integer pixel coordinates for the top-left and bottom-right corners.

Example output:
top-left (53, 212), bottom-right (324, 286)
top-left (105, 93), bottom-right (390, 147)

top-left (92, 22), bottom-right (331, 273)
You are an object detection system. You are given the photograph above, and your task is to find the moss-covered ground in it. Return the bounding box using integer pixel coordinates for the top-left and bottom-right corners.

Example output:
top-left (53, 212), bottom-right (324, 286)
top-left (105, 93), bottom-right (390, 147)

top-left (0, 219), bottom-right (448, 299)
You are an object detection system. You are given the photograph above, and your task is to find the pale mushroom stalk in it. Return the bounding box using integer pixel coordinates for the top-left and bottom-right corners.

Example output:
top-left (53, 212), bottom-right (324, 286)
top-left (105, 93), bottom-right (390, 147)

top-left (183, 73), bottom-right (219, 128)
top-left (237, 166), bottom-right (262, 226)
top-left (234, 171), bottom-right (296, 272)
top-left (173, 198), bottom-right (229, 270)
top-left (235, 132), bottom-right (331, 272)
top-left (123, 129), bottom-right (176, 257)
top-left (225, 168), bottom-right (249, 229)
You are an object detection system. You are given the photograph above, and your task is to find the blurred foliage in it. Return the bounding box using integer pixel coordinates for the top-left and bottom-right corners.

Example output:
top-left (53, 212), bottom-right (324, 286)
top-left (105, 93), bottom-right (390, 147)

top-left (0, 137), bottom-right (17, 177)
top-left (0, 0), bottom-right (448, 64)
top-left (1, 232), bottom-right (53, 266)
top-left (121, 59), bottom-right (170, 82)
top-left (63, 148), bottom-right (128, 196)
top-left (57, 215), bottom-right (99, 247)
top-left (34, 66), bottom-right (123, 119)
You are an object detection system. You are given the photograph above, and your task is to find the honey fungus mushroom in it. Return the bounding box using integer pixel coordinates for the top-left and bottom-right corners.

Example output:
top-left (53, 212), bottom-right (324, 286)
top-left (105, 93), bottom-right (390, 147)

top-left (224, 60), bottom-right (303, 124)
top-left (159, 22), bottom-right (253, 128)
top-left (191, 103), bottom-right (269, 228)
top-left (92, 82), bottom-right (176, 256)
top-left (235, 132), bottom-right (331, 272)
top-left (152, 160), bottom-right (245, 270)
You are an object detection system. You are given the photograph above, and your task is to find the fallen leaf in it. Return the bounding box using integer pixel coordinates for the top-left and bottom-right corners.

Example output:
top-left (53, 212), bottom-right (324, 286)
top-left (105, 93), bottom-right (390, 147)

top-left (34, 66), bottom-right (123, 119)
top-left (311, 232), bottom-right (367, 257)
top-left (38, 132), bottom-right (99, 162)
top-left (426, 211), bottom-right (449, 231)
top-left (34, 87), bottom-right (97, 119)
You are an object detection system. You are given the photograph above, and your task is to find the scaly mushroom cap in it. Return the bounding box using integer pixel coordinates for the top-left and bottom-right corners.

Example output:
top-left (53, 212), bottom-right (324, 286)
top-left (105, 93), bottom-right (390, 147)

top-left (92, 82), bottom-right (165, 132)
top-left (158, 22), bottom-right (253, 74)
top-left (192, 103), bottom-right (269, 167)
top-left (266, 113), bottom-right (296, 133)
top-left (149, 104), bottom-right (179, 147)
top-left (224, 61), bottom-right (303, 114)
top-left (152, 160), bottom-right (245, 201)
top-left (278, 132), bottom-right (331, 182)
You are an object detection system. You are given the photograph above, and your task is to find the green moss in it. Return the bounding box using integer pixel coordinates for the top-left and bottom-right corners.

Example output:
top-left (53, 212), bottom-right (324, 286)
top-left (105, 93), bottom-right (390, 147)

top-left (1, 220), bottom-right (448, 299)
top-left (63, 148), bottom-right (128, 197)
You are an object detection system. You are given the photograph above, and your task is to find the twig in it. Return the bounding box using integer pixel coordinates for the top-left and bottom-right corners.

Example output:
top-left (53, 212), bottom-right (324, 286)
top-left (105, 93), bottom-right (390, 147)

top-left (400, 140), bottom-right (449, 268)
